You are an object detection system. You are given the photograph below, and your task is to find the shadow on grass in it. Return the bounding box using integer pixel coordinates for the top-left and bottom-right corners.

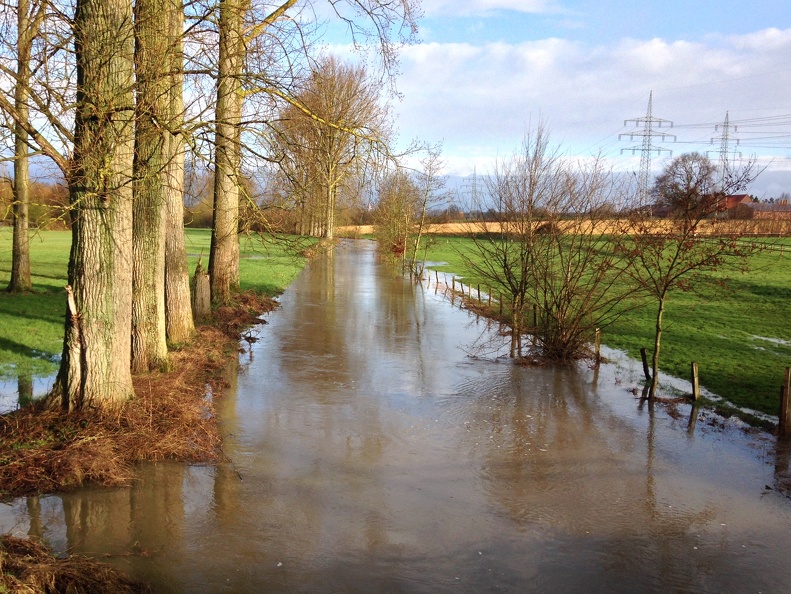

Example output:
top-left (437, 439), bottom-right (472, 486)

top-left (0, 336), bottom-right (60, 364)
top-left (0, 292), bottom-right (64, 326)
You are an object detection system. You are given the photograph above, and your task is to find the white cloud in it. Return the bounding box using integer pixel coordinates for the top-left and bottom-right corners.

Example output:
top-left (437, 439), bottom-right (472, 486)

top-left (388, 28), bottom-right (791, 195)
top-left (420, 0), bottom-right (562, 18)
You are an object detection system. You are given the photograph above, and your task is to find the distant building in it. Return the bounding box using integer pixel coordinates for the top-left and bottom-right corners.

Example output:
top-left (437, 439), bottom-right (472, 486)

top-left (717, 194), bottom-right (753, 212)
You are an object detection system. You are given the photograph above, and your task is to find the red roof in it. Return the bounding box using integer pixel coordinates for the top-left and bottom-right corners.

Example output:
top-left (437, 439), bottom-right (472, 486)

top-left (719, 194), bottom-right (752, 210)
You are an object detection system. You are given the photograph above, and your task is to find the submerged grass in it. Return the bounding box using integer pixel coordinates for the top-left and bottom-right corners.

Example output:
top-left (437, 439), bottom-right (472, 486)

top-left (423, 235), bottom-right (791, 418)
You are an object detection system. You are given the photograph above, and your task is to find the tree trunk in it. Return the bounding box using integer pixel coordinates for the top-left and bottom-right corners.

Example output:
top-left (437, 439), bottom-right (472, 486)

top-left (8, 0), bottom-right (33, 293)
top-left (57, 0), bottom-right (136, 410)
top-left (324, 177), bottom-right (336, 239)
top-left (649, 296), bottom-right (666, 400)
top-left (209, 0), bottom-right (246, 304)
top-left (163, 0), bottom-right (195, 344)
top-left (132, 0), bottom-right (170, 373)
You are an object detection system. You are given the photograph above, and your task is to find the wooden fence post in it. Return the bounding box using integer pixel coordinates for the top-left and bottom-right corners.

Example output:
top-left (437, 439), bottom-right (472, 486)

top-left (781, 367), bottom-right (791, 437)
top-left (191, 261), bottom-right (211, 321)
top-left (691, 362), bottom-right (700, 401)
top-left (594, 328), bottom-right (601, 365)
top-left (640, 348), bottom-right (652, 383)
top-left (477, 284), bottom-right (481, 303)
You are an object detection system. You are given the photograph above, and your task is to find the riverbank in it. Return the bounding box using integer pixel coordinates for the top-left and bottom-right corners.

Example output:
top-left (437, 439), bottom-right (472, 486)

top-left (0, 291), bottom-right (278, 500)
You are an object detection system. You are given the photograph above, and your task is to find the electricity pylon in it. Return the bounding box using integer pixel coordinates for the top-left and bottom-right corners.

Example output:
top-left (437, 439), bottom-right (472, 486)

top-left (619, 91), bottom-right (676, 206)
top-left (708, 111), bottom-right (741, 183)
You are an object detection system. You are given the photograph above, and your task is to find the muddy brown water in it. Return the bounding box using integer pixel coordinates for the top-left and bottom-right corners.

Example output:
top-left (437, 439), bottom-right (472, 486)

top-left (2, 240), bottom-right (791, 593)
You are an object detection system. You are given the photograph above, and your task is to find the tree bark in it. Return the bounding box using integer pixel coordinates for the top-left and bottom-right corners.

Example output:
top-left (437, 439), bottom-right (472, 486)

top-left (132, 0), bottom-right (170, 373)
top-left (209, 0), bottom-right (246, 304)
top-left (8, 0), bottom-right (34, 293)
top-left (163, 0), bottom-right (195, 344)
top-left (57, 0), bottom-right (136, 410)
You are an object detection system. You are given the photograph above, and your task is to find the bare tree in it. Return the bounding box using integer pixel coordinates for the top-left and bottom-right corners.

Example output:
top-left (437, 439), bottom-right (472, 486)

top-left (465, 126), bottom-right (636, 360)
top-left (3, 0), bottom-right (47, 292)
top-left (207, 0), bottom-right (419, 301)
top-left (373, 166), bottom-right (420, 261)
top-left (408, 143), bottom-right (446, 277)
top-left (624, 152), bottom-right (759, 399)
top-left (132, 0), bottom-right (175, 372)
top-left (163, 0), bottom-right (195, 345)
top-left (269, 55), bottom-right (389, 239)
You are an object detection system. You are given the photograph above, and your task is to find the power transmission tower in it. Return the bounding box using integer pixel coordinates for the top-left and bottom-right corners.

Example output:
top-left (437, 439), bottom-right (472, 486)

top-left (708, 111), bottom-right (741, 183)
top-left (619, 91), bottom-right (675, 206)
top-left (461, 167), bottom-right (483, 214)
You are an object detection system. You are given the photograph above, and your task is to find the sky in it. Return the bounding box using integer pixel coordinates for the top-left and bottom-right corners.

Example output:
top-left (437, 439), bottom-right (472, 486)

top-left (346, 0), bottom-right (791, 198)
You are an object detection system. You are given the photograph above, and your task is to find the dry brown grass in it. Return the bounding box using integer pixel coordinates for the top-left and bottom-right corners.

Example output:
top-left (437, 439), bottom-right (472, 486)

top-left (337, 218), bottom-right (791, 237)
top-left (0, 291), bottom-right (278, 500)
top-left (0, 534), bottom-right (151, 593)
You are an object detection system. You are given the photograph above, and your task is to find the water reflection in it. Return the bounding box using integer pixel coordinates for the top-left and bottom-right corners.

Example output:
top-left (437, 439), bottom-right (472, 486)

top-left (1, 240), bottom-right (790, 593)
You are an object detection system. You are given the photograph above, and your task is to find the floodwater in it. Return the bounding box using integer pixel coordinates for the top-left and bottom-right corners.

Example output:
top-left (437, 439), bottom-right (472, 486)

top-left (2, 240), bottom-right (791, 593)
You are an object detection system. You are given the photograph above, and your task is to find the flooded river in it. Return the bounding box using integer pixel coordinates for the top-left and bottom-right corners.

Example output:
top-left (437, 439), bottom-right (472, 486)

top-left (2, 240), bottom-right (791, 592)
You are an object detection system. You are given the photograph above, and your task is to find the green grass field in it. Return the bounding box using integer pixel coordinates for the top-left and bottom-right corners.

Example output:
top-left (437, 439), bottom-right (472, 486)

top-left (0, 229), bottom-right (311, 382)
top-left (422, 236), bottom-right (791, 418)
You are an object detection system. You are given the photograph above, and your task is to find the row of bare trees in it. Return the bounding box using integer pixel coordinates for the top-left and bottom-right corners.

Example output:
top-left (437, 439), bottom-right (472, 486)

top-left (0, 0), bottom-right (419, 411)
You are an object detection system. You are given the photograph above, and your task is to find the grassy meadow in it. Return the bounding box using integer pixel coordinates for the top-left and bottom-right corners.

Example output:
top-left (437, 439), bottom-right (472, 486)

top-left (422, 235), bottom-right (791, 418)
top-left (0, 228), bottom-right (311, 383)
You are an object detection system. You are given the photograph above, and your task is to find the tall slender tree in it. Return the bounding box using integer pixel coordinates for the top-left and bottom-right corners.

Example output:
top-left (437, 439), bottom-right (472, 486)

top-left (163, 0), bottom-right (195, 344)
top-left (7, 0), bottom-right (47, 293)
top-left (132, 0), bottom-right (172, 372)
top-left (208, 0), bottom-right (418, 301)
top-left (208, 0), bottom-right (247, 304)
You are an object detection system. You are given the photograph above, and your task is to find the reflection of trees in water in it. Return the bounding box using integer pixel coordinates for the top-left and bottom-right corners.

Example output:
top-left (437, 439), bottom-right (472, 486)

top-left (206, 292), bottom-right (403, 591)
top-left (464, 364), bottom-right (717, 588)
top-left (61, 489), bottom-right (132, 558)
top-left (17, 372), bottom-right (33, 407)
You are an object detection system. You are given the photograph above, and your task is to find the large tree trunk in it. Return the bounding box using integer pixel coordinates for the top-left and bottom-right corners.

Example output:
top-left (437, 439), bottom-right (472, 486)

top-left (131, 0), bottom-right (170, 373)
top-left (57, 0), bottom-right (136, 411)
top-left (8, 0), bottom-right (33, 293)
top-left (163, 0), bottom-right (195, 344)
top-left (209, 0), bottom-right (246, 304)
